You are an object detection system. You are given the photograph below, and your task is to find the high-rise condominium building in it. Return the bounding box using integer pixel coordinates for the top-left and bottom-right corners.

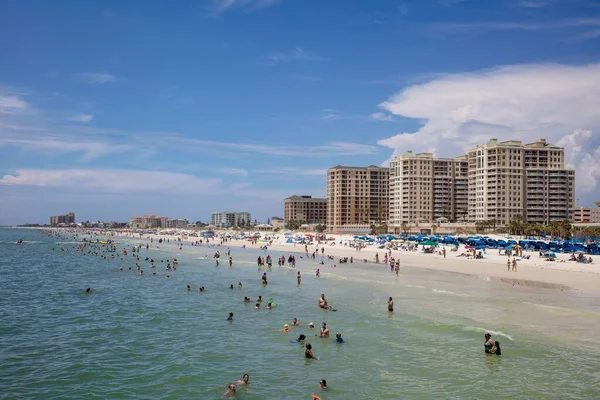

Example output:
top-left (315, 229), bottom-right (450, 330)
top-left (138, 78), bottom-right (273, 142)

top-left (326, 165), bottom-right (389, 232)
top-left (388, 152), bottom-right (468, 231)
top-left (211, 211), bottom-right (251, 227)
top-left (283, 195), bottom-right (327, 224)
top-left (50, 212), bottom-right (75, 226)
top-left (467, 138), bottom-right (574, 225)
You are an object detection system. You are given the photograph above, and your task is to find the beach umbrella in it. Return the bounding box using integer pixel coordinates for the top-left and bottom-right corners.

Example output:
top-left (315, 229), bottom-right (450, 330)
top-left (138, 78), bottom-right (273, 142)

top-left (419, 240), bottom-right (437, 246)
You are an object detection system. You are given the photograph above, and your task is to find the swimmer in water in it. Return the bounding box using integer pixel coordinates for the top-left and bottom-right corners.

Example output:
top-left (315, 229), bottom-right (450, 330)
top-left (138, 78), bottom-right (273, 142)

top-left (316, 269), bottom-right (320, 278)
top-left (335, 332), bottom-right (344, 343)
top-left (305, 343), bottom-right (318, 359)
top-left (85, 287), bottom-right (91, 293)
top-left (318, 294), bottom-right (332, 310)
top-left (223, 383), bottom-right (236, 397)
top-left (319, 379), bottom-right (327, 389)
top-left (280, 324), bottom-right (290, 332)
top-left (295, 334), bottom-right (307, 343)
top-left (388, 297), bottom-right (394, 312)
top-left (187, 285), bottom-right (191, 291)
top-left (236, 374), bottom-right (249, 385)
top-left (257, 296), bottom-right (263, 302)
top-left (230, 284), bottom-right (234, 289)
top-left (238, 282), bottom-right (242, 289)
top-left (266, 302), bottom-right (273, 310)
top-left (227, 312), bottom-right (233, 322)
top-left (255, 303), bottom-right (260, 309)
top-left (308, 322), bottom-right (315, 329)
top-left (292, 317), bottom-right (299, 327)
top-left (262, 273), bottom-right (268, 285)
top-left (320, 323), bottom-right (329, 338)
top-left (484, 332), bottom-right (501, 355)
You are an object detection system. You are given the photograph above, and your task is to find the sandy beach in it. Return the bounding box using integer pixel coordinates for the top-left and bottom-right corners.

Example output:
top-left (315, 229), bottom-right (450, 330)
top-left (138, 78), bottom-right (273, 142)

top-left (107, 230), bottom-right (600, 292)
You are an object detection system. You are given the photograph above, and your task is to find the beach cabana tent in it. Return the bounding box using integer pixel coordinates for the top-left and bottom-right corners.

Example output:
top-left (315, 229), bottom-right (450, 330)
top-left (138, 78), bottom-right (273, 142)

top-left (419, 240), bottom-right (437, 246)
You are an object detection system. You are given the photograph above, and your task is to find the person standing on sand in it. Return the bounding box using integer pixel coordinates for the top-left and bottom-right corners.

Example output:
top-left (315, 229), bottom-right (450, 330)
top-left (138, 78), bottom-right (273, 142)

top-left (507, 259), bottom-right (511, 271)
top-left (394, 262), bottom-right (400, 276)
top-left (443, 247), bottom-right (446, 259)
top-left (297, 271), bottom-right (302, 286)
top-left (512, 258), bottom-right (517, 272)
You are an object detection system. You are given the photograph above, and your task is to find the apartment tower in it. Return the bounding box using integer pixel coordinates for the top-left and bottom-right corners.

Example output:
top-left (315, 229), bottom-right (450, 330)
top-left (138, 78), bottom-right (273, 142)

top-left (467, 138), bottom-right (574, 225)
top-left (283, 195), bottom-right (327, 224)
top-left (389, 152), bottom-right (468, 232)
top-left (326, 165), bottom-right (389, 233)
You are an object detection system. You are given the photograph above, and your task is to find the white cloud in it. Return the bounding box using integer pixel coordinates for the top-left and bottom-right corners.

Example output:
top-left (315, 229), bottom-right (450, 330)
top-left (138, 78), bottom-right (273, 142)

top-left (66, 114), bottom-right (94, 123)
top-left (268, 47), bottom-right (322, 63)
top-left (221, 168), bottom-right (249, 177)
top-left (376, 63), bottom-right (600, 200)
top-left (371, 112), bottom-right (394, 122)
top-left (0, 169), bottom-right (222, 194)
top-left (79, 72), bottom-right (118, 84)
top-left (0, 95), bottom-right (28, 114)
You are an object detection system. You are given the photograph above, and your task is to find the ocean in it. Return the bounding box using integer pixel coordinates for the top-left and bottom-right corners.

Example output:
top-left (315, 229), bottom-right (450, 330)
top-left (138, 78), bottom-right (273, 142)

top-left (1, 227), bottom-right (599, 399)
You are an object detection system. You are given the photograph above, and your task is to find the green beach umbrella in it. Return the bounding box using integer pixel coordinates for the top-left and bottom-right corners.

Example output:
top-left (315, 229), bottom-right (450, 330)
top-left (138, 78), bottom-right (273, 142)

top-left (419, 240), bottom-right (437, 246)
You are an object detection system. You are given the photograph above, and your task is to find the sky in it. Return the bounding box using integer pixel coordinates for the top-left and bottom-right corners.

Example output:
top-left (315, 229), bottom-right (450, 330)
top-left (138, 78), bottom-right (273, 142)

top-left (1, 0), bottom-right (600, 225)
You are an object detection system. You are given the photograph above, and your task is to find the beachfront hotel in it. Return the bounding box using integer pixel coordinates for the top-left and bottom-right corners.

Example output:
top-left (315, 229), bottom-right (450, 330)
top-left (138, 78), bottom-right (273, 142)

top-left (50, 212), bottom-right (76, 226)
top-left (326, 165), bottom-right (389, 233)
top-left (388, 151), bottom-right (469, 230)
top-left (574, 201), bottom-right (600, 223)
top-left (467, 138), bottom-right (575, 225)
top-left (210, 211), bottom-right (251, 228)
top-left (283, 195), bottom-right (327, 224)
top-left (129, 215), bottom-right (189, 229)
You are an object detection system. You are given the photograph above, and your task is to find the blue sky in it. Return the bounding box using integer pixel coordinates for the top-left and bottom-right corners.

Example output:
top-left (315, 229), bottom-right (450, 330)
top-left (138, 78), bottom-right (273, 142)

top-left (1, 0), bottom-right (600, 225)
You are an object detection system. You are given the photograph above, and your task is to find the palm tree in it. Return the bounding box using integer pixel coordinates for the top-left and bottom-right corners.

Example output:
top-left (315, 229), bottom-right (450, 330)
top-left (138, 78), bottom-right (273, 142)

top-left (400, 222), bottom-right (409, 234)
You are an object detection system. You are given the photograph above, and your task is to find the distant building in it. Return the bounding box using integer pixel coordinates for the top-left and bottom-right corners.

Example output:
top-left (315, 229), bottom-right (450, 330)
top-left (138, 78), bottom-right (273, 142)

top-left (283, 195), bottom-right (327, 224)
top-left (326, 165), bottom-right (389, 233)
top-left (271, 217), bottom-right (285, 229)
top-left (210, 211), bottom-right (251, 228)
top-left (50, 212), bottom-right (75, 226)
top-left (574, 201), bottom-right (600, 223)
top-left (163, 218), bottom-right (190, 229)
top-left (129, 215), bottom-right (189, 229)
top-left (130, 214), bottom-right (165, 229)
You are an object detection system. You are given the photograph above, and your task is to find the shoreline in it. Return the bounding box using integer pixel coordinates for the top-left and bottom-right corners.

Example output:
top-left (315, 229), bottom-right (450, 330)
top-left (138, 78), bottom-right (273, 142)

top-left (34, 227), bottom-right (600, 292)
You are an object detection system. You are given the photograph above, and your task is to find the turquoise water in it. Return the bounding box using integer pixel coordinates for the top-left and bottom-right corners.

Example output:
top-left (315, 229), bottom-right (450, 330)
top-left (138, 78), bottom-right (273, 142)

top-left (1, 228), bottom-right (600, 399)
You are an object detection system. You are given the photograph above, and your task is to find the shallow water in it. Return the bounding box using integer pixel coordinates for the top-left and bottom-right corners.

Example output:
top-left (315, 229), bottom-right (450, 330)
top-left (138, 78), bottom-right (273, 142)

top-left (1, 228), bottom-right (600, 399)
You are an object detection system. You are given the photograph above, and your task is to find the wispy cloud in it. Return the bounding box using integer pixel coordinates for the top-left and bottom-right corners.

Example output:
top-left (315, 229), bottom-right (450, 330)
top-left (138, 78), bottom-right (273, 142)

top-left (79, 72), bottom-right (119, 84)
top-left (433, 17), bottom-right (600, 34)
top-left (371, 112), bottom-right (395, 122)
top-left (66, 113), bottom-right (94, 123)
top-left (0, 136), bottom-right (132, 162)
top-left (518, 0), bottom-right (552, 7)
top-left (574, 29), bottom-right (600, 40)
top-left (221, 167), bottom-right (249, 177)
top-left (210, 0), bottom-right (282, 16)
top-left (0, 95), bottom-right (28, 114)
top-left (161, 136), bottom-right (380, 158)
top-left (0, 169), bottom-right (222, 194)
top-left (253, 167), bottom-right (327, 176)
top-left (268, 47), bottom-right (322, 63)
